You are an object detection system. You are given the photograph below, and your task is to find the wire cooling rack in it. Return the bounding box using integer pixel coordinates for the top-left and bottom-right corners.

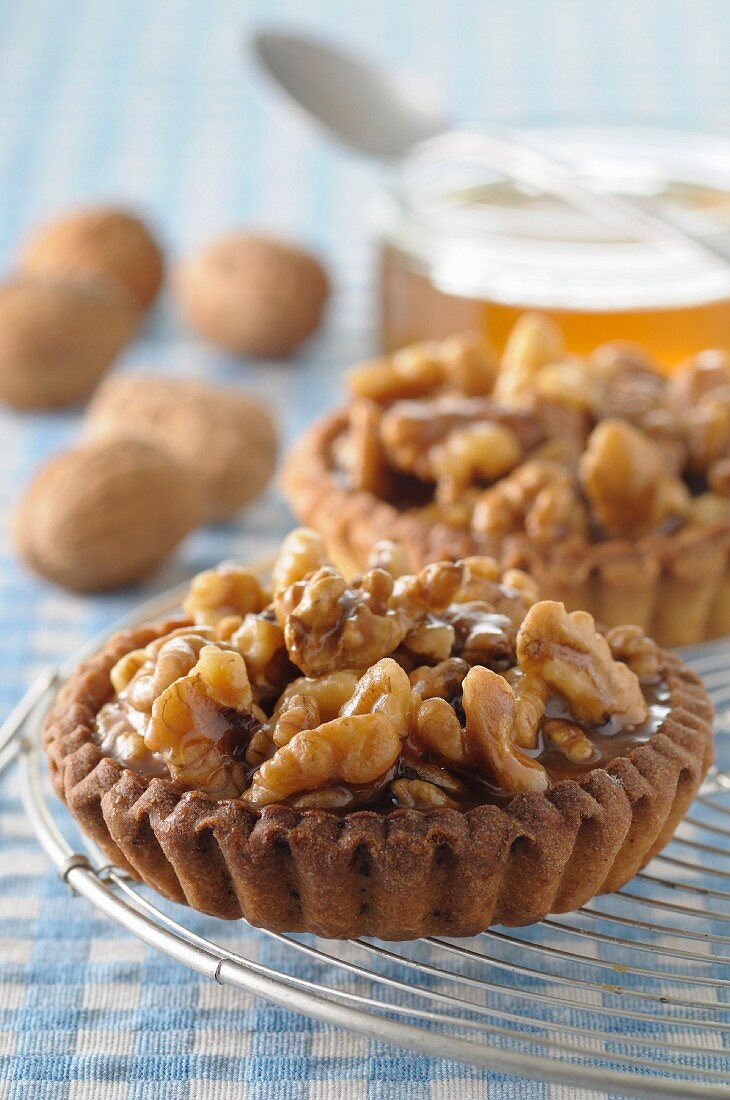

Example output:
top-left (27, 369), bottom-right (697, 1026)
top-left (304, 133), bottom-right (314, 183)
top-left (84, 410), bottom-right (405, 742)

top-left (1, 577), bottom-right (729, 1100)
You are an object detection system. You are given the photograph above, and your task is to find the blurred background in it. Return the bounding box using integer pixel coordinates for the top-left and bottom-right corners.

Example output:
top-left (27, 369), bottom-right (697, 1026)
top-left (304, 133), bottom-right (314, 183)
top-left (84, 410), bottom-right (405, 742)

top-left (1, 1), bottom-right (729, 1095)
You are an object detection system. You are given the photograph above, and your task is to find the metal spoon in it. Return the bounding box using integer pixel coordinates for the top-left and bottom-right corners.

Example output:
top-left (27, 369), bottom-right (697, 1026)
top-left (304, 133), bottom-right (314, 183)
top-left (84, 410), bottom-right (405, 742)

top-left (252, 29), bottom-right (730, 268)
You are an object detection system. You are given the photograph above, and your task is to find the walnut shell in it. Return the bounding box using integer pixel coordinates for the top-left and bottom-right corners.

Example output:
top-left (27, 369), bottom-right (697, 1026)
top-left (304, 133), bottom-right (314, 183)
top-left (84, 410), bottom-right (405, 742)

top-left (14, 438), bottom-right (202, 592)
top-left (0, 277), bottom-right (136, 410)
top-left (19, 207), bottom-right (164, 311)
top-left (176, 234), bottom-right (329, 357)
top-left (84, 374), bottom-right (277, 520)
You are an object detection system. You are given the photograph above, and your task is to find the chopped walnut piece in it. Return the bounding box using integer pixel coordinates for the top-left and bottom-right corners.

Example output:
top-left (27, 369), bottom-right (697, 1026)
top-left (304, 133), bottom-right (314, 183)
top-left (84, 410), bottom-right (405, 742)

top-left (279, 566), bottom-right (408, 676)
top-left (597, 355), bottom-right (667, 424)
top-left (392, 560), bottom-right (466, 616)
top-left (272, 692), bottom-right (321, 747)
top-left (456, 558), bottom-right (540, 626)
top-left (471, 460), bottom-right (587, 542)
top-left (347, 344), bottom-right (443, 403)
top-left (341, 398), bottom-right (391, 495)
top-left (505, 670), bottom-right (549, 750)
top-left (409, 657), bottom-right (470, 700)
top-left (684, 396), bottom-right (730, 474)
top-left (531, 359), bottom-right (598, 412)
top-left (500, 569), bottom-right (541, 620)
top-left (605, 625), bottom-right (661, 683)
top-left (340, 658), bottom-right (414, 733)
top-left (366, 539), bottom-right (411, 578)
top-left (96, 702), bottom-right (161, 777)
top-left (391, 778), bottom-right (457, 809)
top-left (401, 618), bottom-right (455, 662)
top-left (289, 787), bottom-right (354, 810)
top-left (215, 615), bottom-right (245, 642)
top-left (271, 527), bottom-right (328, 594)
top-left (110, 648), bottom-right (147, 694)
top-left (526, 434), bottom-right (583, 470)
top-left (516, 601), bottom-right (648, 727)
top-left (274, 670), bottom-right (360, 723)
top-left (438, 332), bottom-right (497, 395)
top-left (184, 566), bottom-right (264, 626)
top-left (667, 349), bottom-right (730, 409)
top-left (443, 602), bottom-right (513, 667)
top-left (590, 340), bottom-right (659, 382)
top-left (431, 421), bottom-right (522, 504)
top-left (145, 644), bottom-right (254, 798)
top-left (357, 567), bottom-right (394, 614)
top-left (543, 719), bottom-right (594, 763)
top-left (398, 750), bottom-right (472, 796)
top-left (231, 611), bottom-right (291, 698)
top-left (638, 408), bottom-right (687, 475)
top-left (579, 420), bottom-right (689, 537)
top-left (462, 665), bottom-right (548, 794)
top-left (415, 696), bottom-right (469, 763)
top-left (195, 644), bottom-right (253, 710)
top-left (686, 492), bottom-right (730, 526)
top-left (244, 723), bottom-right (276, 767)
top-left (244, 713), bottom-right (400, 806)
top-left (494, 312), bottom-right (564, 407)
top-left (709, 457), bottom-right (730, 497)
top-left (379, 395), bottom-right (502, 479)
top-left (123, 632), bottom-right (212, 713)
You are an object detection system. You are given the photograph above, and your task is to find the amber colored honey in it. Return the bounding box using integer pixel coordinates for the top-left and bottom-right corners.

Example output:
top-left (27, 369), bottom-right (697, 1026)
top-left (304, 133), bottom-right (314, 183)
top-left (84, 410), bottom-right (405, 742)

top-left (380, 243), bottom-right (730, 371)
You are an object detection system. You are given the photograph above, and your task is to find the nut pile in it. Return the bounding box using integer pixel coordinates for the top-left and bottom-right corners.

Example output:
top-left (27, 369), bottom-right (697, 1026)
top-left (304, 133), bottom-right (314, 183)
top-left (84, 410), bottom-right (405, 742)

top-left (15, 377), bottom-right (277, 591)
top-left (1, 206), bottom-right (329, 413)
top-left (96, 528), bottom-right (663, 809)
top-left (337, 316), bottom-right (730, 542)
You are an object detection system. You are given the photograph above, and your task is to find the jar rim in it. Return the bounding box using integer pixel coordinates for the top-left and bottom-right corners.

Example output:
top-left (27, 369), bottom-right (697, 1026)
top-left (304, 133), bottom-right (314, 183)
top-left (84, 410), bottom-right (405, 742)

top-left (382, 125), bottom-right (730, 310)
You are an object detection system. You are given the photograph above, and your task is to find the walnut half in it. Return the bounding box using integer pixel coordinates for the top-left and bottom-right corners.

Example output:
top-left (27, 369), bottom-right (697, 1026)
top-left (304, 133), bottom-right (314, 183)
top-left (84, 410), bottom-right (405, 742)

top-left (516, 601), bottom-right (648, 727)
top-left (579, 420), bottom-right (689, 537)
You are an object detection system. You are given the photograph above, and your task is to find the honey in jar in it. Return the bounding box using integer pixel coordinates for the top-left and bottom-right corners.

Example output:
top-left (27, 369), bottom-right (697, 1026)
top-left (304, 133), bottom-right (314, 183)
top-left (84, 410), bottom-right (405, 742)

top-left (379, 128), bottom-right (730, 369)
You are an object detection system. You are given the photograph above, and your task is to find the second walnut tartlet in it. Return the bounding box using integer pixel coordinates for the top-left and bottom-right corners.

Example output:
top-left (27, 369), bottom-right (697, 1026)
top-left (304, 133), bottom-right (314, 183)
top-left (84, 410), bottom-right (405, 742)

top-left (282, 315), bottom-right (730, 647)
top-left (43, 529), bottom-right (713, 939)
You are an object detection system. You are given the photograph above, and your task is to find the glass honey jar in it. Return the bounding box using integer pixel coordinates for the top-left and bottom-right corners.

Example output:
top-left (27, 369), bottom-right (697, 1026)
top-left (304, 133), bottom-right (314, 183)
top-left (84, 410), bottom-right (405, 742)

top-left (379, 128), bottom-right (730, 369)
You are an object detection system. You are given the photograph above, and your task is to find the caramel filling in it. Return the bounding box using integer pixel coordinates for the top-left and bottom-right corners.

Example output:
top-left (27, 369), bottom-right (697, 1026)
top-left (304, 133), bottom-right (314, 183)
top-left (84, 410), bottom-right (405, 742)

top-left (96, 660), bottom-right (668, 811)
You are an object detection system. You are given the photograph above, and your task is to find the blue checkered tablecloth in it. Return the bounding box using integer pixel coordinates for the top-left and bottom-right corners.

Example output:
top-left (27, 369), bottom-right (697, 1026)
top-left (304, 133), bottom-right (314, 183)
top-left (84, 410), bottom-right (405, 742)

top-left (1, 1), bottom-right (730, 1097)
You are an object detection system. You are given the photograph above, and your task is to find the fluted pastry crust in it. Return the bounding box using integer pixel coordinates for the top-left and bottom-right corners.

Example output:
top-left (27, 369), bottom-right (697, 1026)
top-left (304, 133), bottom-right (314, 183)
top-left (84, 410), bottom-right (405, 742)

top-left (43, 618), bottom-right (714, 939)
top-left (281, 408), bottom-right (730, 647)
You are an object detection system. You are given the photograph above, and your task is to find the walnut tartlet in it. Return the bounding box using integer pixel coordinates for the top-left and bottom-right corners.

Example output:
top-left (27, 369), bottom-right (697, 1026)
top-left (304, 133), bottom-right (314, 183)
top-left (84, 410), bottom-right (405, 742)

top-left (44, 530), bottom-right (713, 939)
top-left (282, 315), bottom-right (730, 647)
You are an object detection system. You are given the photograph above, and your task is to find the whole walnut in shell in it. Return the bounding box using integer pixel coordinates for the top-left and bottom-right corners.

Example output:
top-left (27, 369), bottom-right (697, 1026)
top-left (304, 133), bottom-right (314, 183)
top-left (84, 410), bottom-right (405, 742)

top-left (0, 277), bottom-right (136, 410)
top-left (176, 234), bottom-right (329, 357)
top-left (19, 207), bottom-right (164, 311)
top-left (84, 374), bottom-right (277, 520)
top-left (15, 438), bottom-right (202, 592)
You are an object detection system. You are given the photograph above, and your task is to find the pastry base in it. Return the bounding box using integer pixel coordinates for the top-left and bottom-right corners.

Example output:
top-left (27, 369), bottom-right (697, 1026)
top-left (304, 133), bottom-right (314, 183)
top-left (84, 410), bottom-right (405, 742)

top-left (43, 620), bottom-right (714, 940)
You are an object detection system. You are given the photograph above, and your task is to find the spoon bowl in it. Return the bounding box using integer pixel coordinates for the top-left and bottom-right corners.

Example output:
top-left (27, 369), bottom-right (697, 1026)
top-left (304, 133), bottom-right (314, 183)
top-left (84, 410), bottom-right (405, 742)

top-left (253, 30), bottom-right (448, 158)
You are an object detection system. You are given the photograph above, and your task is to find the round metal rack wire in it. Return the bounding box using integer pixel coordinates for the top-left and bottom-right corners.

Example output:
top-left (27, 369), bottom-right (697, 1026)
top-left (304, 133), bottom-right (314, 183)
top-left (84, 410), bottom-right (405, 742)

top-left (1, 577), bottom-right (729, 1100)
